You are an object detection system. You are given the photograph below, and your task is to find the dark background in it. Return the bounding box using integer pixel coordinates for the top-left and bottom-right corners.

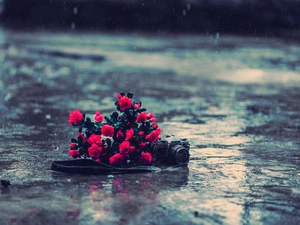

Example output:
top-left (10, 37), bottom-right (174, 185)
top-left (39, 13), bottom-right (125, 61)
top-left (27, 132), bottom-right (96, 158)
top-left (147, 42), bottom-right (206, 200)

top-left (1, 0), bottom-right (300, 37)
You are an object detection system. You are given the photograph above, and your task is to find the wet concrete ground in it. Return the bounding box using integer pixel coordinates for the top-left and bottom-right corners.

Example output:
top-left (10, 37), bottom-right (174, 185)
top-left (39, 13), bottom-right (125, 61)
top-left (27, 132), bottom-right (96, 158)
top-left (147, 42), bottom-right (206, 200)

top-left (0, 28), bottom-right (300, 225)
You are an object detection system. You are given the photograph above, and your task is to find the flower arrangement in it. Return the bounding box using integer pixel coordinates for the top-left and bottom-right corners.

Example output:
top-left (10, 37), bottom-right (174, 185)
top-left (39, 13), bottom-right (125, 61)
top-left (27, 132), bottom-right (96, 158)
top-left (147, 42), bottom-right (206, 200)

top-left (67, 92), bottom-right (161, 167)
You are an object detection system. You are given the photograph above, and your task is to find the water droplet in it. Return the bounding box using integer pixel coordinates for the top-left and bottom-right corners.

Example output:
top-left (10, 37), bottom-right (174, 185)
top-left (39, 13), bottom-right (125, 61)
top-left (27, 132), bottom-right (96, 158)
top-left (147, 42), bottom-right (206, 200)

top-left (187, 4), bottom-right (191, 10)
top-left (73, 7), bottom-right (78, 15)
top-left (4, 93), bottom-right (11, 101)
top-left (183, 9), bottom-right (186, 16)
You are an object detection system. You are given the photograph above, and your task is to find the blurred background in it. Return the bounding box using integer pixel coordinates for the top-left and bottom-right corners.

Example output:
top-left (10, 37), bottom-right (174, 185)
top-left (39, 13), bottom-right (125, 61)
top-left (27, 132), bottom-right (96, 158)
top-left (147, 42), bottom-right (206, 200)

top-left (1, 0), bottom-right (300, 37)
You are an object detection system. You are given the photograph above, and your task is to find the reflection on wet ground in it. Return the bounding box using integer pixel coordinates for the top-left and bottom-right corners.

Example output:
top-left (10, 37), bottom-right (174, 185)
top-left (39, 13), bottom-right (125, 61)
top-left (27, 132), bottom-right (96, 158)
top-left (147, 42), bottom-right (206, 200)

top-left (0, 28), bottom-right (300, 225)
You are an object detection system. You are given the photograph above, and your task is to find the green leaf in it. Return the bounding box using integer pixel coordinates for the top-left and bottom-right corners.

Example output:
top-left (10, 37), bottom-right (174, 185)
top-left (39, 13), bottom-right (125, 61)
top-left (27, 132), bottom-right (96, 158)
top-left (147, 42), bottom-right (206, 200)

top-left (106, 138), bottom-right (112, 147)
top-left (138, 108), bottom-right (147, 112)
top-left (145, 122), bottom-right (150, 130)
top-left (112, 142), bottom-right (120, 153)
top-left (111, 111), bottom-right (119, 119)
top-left (79, 147), bottom-right (84, 155)
top-left (127, 92), bottom-right (134, 98)
top-left (71, 138), bottom-right (77, 143)
top-left (94, 122), bottom-right (102, 129)
top-left (86, 117), bottom-right (91, 123)
top-left (105, 116), bottom-right (113, 125)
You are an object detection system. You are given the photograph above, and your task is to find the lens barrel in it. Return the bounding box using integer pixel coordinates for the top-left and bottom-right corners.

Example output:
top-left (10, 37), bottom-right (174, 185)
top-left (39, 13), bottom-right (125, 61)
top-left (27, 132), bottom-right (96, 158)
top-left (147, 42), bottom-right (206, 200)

top-left (170, 145), bottom-right (190, 165)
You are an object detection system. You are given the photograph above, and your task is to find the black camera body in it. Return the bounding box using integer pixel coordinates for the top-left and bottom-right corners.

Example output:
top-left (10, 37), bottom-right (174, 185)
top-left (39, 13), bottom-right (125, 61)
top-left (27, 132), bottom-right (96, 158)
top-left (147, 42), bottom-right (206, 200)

top-left (151, 138), bottom-right (190, 165)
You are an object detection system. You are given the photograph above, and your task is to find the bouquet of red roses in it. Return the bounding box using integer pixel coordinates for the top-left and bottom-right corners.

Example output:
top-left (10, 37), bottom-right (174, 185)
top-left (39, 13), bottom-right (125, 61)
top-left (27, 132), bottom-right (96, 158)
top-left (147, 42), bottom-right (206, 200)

top-left (67, 92), bottom-right (161, 167)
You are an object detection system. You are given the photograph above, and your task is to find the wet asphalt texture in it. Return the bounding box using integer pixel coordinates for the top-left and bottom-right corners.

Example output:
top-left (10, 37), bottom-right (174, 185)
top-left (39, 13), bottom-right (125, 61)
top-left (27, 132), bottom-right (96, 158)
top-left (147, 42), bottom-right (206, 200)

top-left (0, 29), bottom-right (300, 225)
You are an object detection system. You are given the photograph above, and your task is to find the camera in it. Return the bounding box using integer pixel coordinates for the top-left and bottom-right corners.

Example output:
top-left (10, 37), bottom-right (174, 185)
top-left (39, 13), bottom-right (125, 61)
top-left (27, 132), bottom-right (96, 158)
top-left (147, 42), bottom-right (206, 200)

top-left (151, 137), bottom-right (190, 165)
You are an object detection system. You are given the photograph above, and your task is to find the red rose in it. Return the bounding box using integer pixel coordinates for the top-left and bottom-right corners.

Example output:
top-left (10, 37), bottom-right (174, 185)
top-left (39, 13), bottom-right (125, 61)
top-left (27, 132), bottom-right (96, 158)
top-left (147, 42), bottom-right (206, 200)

top-left (118, 96), bottom-right (132, 111)
top-left (136, 112), bottom-right (147, 123)
top-left (94, 111), bottom-right (104, 122)
top-left (150, 118), bottom-right (156, 123)
top-left (119, 141), bottom-right (135, 156)
top-left (88, 144), bottom-right (102, 159)
top-left (145, 128), bottom-right (161, 144)
top-left (70, 143), bottom-right (77, 149)
top-left (117, 93), bottom-right (123, 99)
top-left (134, 102), bottom-right (141, 109)
top-left (109, 153), bottom-right (124, 166)
top-left (116, 130), bottom-right (124, 141)
top-left (68, 150), bottom-right (81, 158)
top-left (95, 158), bottom-right (101, 163)
top-left (147, 112), bottom-right (156, 123)
top-left (140, 152), bottom-right (152, 165)
top-left (68, 110), bottom-right (84, 125)
top-left (139, 142), bottom-right (146, 149)
top-left (125, 128), bottom-right (134, 141)
top-left (78, 133), bottom-right (87, 142)
top-left (101, 125), bottom-right (115, 137)
top-left (88, 134), bottom-right (102, 146)
top-left (138, 131), bottom-right (144, 136)
top-left (152, 123), bottom-right (158, 130)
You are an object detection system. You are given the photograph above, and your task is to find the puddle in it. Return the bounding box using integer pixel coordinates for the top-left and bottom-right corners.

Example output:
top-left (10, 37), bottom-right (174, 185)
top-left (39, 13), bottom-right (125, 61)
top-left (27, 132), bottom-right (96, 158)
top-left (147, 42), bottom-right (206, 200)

top-left (0, 28), bottom-right (300, 225)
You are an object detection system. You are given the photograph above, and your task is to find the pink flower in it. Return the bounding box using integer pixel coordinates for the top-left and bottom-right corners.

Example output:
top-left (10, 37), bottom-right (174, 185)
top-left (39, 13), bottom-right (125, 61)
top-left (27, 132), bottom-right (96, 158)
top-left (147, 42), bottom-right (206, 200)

top-left (117, 93), bottom-right (123, 99)
top-left (70, 143), bottom-right (77, 149)
top-left (68, 110), bottom-right (84, 125)
top-left (68, 150), bottom-right (81, 158)
top-left (101, 125), bottom-right (115, 137)
top-left (138, 131), bottom-right (144, 136)
top-left (125, 128), bottom-right (134, 141)
top-left (134, 102), bottom-right (141, 109)
top-left (136, 112), bottom-right (147, 123)
top-left (152, 123), bottom-right (158, 130)
top-left (145, 128), bottom-right (161, 144)
top-left (139, 142), bottom-right (146, 149)
top-left (88, 144), bottom-right (102, 159)
top-left (119, 141), bottom-right (135, 156)
top-left (94, 111), bottom-right (104, 122)
top-left (78, 133), bottom-right (87, 142)
top-left (150, 118), bottom-right (156, 123)
top-left (116, 130), bottom-right (124, 141)
top-left (147, 112), bottom-right (156, 123)
top-left (88, 134), bottom-right (102, 146)
top-left (118, 96), bottom-right (132, 111)
top-left (109, 153), bottom-right (124, 166)
top-left (140, 152), bottom-right (152, 165)
top-left (95, 158), bottom-right (101, 163)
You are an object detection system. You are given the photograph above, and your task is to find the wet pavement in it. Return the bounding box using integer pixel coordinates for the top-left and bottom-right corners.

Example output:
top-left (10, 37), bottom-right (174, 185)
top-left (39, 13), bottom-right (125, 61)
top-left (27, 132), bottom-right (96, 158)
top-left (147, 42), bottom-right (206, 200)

top-left (0, 28), bottom-right (300, 225)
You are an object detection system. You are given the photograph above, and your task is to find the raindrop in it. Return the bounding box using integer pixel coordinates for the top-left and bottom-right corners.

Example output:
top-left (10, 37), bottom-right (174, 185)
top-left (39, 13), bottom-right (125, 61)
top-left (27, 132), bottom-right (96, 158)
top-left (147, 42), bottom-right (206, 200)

top-left (71, 22), bottom-right (75, 30)
top-left (73, 7), bottom-right (78, 15)
top-left (187, 3), bottom-right (191, 10)
top-left (183, 9), bottom-right (186, 16)
top-left (4, 93), bottom-right (11, 101)
top-left (215, 32), bottom-right (220, 45)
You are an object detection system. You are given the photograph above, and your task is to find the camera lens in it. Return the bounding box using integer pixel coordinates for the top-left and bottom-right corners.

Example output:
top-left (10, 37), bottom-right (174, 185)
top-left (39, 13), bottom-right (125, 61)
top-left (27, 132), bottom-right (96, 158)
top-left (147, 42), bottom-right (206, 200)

top-left (170, 145), bottom-right (190, 165)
